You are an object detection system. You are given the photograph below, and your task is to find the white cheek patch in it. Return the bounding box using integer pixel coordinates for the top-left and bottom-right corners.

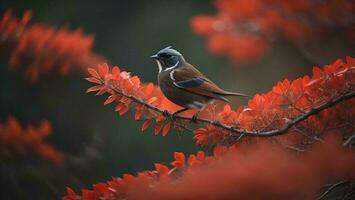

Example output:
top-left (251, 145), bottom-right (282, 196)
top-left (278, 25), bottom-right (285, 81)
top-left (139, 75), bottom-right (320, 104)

top-left (169, 70), bottom-right (175, 81)
top-left (163, 60), bottom-right (179, 72)
top-left (156, 60), bottom-right (163, 73)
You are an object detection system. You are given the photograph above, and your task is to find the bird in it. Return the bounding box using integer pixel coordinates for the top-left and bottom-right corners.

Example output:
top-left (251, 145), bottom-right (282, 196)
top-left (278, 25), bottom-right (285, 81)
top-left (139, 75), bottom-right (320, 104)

top-left (150, 46), bottom-right (248, 119)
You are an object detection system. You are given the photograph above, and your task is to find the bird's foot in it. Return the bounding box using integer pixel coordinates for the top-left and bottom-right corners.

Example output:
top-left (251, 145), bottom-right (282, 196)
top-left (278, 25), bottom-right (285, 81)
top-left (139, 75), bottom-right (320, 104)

top-left (190, 111), bottom-right (200, 124)
top-left (163, 110), bottom-right (170, 117)
top-left (163, 110), bottom-right (176, 121)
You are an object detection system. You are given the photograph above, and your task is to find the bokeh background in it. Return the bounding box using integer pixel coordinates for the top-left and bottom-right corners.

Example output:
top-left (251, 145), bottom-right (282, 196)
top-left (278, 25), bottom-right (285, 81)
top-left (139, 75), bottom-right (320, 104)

top-left (0, 0), bottom-right (353, 199)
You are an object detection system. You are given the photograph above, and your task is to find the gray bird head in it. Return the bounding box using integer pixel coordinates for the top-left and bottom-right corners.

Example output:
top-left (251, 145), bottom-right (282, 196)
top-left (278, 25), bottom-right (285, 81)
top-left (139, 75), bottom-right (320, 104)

top-left (150, 46), bottom-right (185, 72)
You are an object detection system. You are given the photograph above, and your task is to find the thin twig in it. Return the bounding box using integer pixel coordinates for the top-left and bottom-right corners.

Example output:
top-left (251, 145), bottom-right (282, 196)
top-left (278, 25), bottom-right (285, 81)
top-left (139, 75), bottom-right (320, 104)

top-left (317, 181), bottom-right (348, 200)
top-left (294, 126), bottom-right (325, 143)
top-left (104, 82), bottom-right (355, 138)
top-left (174, 123), bottom-right (193, 133)
top-left (270, 138), bottom-right (307, 153)
top-left (343, 134), bottom-right (355, 147)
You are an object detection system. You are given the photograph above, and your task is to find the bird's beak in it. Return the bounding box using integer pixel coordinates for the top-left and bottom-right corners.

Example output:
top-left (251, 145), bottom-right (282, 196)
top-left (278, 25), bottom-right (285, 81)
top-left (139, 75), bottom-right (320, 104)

top-left (150, 54), bottom-right (159, 60)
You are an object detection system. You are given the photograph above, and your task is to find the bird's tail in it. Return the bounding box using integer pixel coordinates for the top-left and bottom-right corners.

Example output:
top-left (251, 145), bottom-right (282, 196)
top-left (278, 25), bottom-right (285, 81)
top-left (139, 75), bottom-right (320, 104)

top-left (220, 91), bottom-right (249, 98)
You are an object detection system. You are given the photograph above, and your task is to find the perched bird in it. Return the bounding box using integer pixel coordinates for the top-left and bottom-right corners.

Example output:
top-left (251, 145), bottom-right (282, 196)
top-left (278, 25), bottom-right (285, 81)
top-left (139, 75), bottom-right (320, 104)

top-left (150, 46), bottom-right (248, 117)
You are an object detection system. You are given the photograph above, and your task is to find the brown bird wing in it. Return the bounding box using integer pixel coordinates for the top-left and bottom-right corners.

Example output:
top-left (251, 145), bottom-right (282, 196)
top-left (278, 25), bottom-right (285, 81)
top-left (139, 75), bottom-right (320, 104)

top-left (172, 64), bottom-right (230, 101)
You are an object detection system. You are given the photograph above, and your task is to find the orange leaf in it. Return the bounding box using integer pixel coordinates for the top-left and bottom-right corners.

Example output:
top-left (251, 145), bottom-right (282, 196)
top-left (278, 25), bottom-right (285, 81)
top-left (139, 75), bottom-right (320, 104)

top-left (86, 85), bottom-right (103, 93)
top-left (112, 66), bottom-right (121, 79)
top-left (223, 104), bottom-right (231, 113)
top-left (171, 152), bottom-right (186, 168)
top-left (119, 105), bottom-right (130, 116)
top-left (143, 83), bottom-right (154, 96)
top-left (154, 122), bottom-right (163, 135)
top-left (85, 77), bottom-right (101, 84)
top-left (156, 116), bottom-right (165, 123)
top-left (98, 63), bottom-right (109, 78)
top-left (193, 128), bottom-right (207, 135)
top-left (104, 95), bottom-right (117, 105)
top-left (154, 163), bottom-right (169, 176)
top-left (162, 122), bottom-right (171, 136)
top-left (115, 103), bottom-right (124, 111)
top-left (88, 68), bottom-right (100, 79)
top-left (120, 97), bottom-right (132, 104)
top-left (141, 119), bottom-right (152, 131)
top-left (96, 87), bottom-right (108, 95)
top-left (134, 107), bottom-right (144, 120)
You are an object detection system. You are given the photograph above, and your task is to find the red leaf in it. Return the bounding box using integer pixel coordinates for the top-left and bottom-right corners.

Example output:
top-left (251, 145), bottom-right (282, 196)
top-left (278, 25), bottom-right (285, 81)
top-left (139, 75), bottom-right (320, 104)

top-left (66, 187), bottom-right (76, 198)
top-left (171, 152), bottom-right (186, 168)
top-left (86, 85), bottom-right (103, 93)
top-left (141, 119), bottom-right (152, 131)
top-left (82, 189), bottom-right (96, 199)
top-left (85, 77), bottom-right (101, 84)
top-left (115, 103), bottom-right (122, 111)
top-left (39, 120), bottom-right (52, 136)
top-left (96, 87), bottom-right (108, 95)
top-left (162, 122), bottom-right (171, 136)
top-left (143, 83), bottom-right (154, 96)
top-left (93, 183), bottom-right (109, 196)
top-left (134, 107), bottom-right (144, 120)
top-left (193, 128), bottom-right (207, 135)
top-left (119, 104), bottom-right (130, 116)
top-left (98, 63), bottom-right (109, 78)
top-left (188, 154), bottom-right (196, 165)
top-left (88, 68), bottom-right (100, 79)
top-left (224, 104), bottom-right (231, 113)
top-left (154, 122), bottom-right (163, 135)
top-left (154, 163), bottom-right (170, 176)
top-left (197, 151), bottom-right (205, 160)
top-left (174, 152), bottom-right (186, 162)
top-left (312, 67), bottom-right (323, 78)
top-left (104, 95), bottom-right (117, 105)
top-left (112, 66), bottom-right (121, 79)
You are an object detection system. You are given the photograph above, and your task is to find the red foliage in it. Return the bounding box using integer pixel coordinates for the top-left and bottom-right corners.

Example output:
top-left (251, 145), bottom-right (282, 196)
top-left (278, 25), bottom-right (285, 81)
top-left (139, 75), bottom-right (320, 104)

top-left (85, 57), bottom-right (354, 146)
top-left (0, 10), bottom-right (105, 82)
top-left (86, 64), bottom-right (191, 136)
top-left (199, 56), bottom-right (354, 146)
top-left (0, 116), bottom-right (63, 165)
top-left (63, 137), bottom-right (355, 200)
top-left (65, 56), bottom-right (355, 200)
top-left (190, 0), bottom-right (355, 63)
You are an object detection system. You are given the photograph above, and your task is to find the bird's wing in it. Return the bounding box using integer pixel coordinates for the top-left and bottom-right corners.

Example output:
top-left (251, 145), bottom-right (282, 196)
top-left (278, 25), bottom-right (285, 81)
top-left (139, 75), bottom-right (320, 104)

top-left (171, 64), bottom-right (229, 100)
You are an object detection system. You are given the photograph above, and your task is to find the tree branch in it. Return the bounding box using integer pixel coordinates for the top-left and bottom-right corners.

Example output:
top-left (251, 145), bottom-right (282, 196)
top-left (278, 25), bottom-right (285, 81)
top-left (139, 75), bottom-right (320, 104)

top-left (104, 80), bottom-right (354, 137)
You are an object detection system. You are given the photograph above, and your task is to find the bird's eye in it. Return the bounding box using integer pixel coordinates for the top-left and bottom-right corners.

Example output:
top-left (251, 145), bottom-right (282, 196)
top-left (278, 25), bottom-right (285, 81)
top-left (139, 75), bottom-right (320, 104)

top-left (158, 53), bottom-right (172, 58)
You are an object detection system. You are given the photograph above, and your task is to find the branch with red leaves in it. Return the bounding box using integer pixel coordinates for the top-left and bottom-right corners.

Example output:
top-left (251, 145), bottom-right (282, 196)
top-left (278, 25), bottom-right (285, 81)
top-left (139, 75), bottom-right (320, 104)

top-left (0, 116), bottom-right (63, 165)
top-left (0, 10), bottom-right (105, 82)
top-left (190, 0), bottom-right (355, 63)
top-left (85, 57), bottom-right (354, 146)
top-left (63, 137), bottom-right (355, 200)
top-left (60, 53), bottom-right (355, 200)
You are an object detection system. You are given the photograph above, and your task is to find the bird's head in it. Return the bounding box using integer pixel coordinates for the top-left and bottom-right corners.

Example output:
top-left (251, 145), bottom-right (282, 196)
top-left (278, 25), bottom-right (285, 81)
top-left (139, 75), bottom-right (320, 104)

top-left (150, 46), bottom-right (185, 72)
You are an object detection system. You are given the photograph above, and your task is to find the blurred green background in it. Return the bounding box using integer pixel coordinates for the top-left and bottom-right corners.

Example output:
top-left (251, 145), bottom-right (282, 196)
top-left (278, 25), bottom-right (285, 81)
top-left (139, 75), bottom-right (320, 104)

top-left (0, 0), bottom-right (353, 199)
